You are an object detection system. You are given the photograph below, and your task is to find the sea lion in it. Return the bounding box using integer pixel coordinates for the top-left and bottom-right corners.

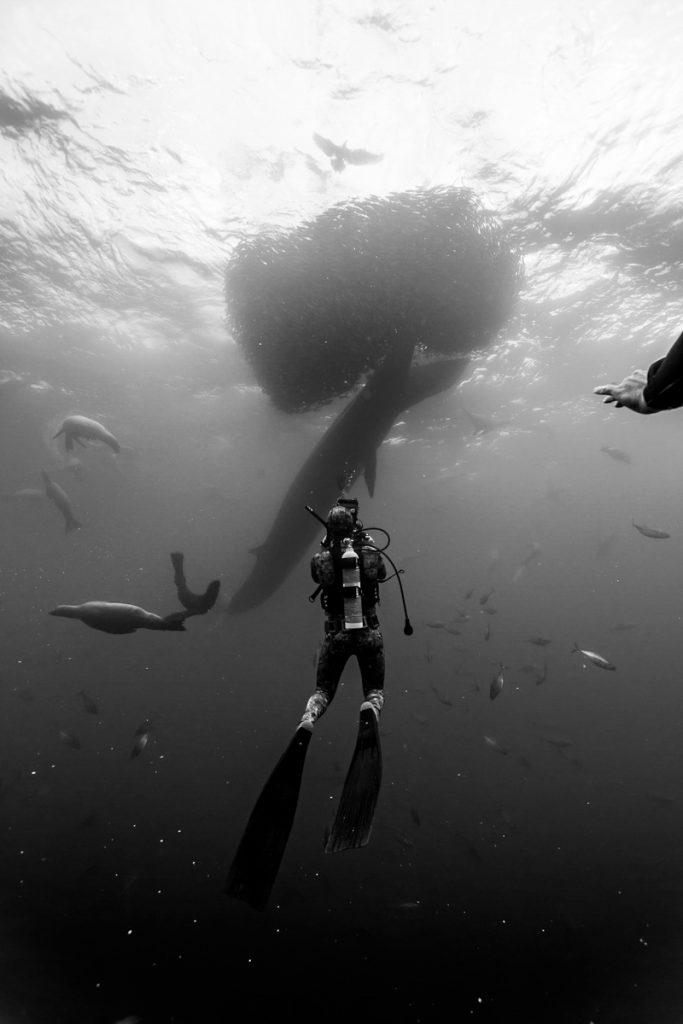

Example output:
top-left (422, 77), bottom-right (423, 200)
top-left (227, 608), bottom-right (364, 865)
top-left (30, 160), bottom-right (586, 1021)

top-left (49, 602), bottom-right (187, 634)
top-left (53, 415), bottom-right (120, 454)
top-left (41, 469), bottom-right (82, 533)
top-left (170, 552), bottom-right (220, 615)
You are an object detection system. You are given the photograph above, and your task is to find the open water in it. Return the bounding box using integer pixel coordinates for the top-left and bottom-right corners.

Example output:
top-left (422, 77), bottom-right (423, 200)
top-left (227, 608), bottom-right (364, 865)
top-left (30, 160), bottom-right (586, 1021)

top-left (1, 1), bottom-right (683, 1021)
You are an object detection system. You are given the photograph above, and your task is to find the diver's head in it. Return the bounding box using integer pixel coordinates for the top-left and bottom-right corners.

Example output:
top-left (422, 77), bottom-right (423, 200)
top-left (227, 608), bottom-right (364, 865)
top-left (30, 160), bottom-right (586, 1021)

top-left (326, 505), bottom-right (355, 538)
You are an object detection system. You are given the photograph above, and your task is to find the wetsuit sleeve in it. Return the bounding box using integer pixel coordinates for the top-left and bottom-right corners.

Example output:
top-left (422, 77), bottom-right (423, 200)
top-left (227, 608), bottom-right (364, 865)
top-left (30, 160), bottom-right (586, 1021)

top-left (643, 329), bottom-right (683, 411)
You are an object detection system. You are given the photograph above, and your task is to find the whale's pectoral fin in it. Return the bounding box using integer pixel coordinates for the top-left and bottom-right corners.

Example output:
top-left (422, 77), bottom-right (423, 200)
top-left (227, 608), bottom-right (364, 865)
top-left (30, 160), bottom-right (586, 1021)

top-left (363, 449), bottom-right (377, 498)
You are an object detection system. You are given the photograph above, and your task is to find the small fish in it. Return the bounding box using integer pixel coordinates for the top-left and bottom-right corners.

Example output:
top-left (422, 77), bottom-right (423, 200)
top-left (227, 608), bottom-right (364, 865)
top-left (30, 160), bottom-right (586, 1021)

top-left (130, 732), bottom-right (149, 759)
top-left (571, 643), bottom-right (616, 671)
top-left (134, 718), bottom-right (153, 736)
top-left (410, 807), bottom-right (421, 827)
top-left (484, 734), bottom-right (508, 756)
top-left (77, 689), bottom-right (99, 715)
top-left (425, 620), bottom-right (447, 630)
top-left (479, 588), bottom-right (495, 606)
top-left (610, 622), bottom-right (637, 632)
top-left (444, 626), bottom-right (462, 636)
top-left (535, 663), bottom-right (548, 687)
top-left (59, 729), bottom-right (82, 749)
top-left (600, 444), bottom-right (632, 464)
top-left (540, 735), bottom-right (572, 750)
top-left (528, 636), bottom-right (551, 647)
top-left (463, 588), bottom-right (475, 600)
top-left (430, 684), bottom-right (453, 707)
top-left (632, 520), bottom-right (670, 539)
top-left (481, 606), bottom-right (497, 616)
top-left (484, 622), bottom-right (491, 642)
top-left (489, 664), bottom-right (504, 701)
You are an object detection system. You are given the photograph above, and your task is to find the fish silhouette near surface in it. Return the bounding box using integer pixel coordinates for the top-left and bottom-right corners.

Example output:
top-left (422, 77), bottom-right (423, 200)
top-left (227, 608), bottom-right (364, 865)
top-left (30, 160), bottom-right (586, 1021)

top-left (312, 133), bottom-right (383, 172)
top-left (41, 469), bottom-right (82, 533)
top-left (632, 520), bottom-right (670, 539)
top-left (170, 552), bottom-right (220, 615)
top-left (600, 444), bottom-right (632, 464)
top-left (49, 602), bottom-right (187, 635)
top-left (227, 344), bottom-right (470, 613)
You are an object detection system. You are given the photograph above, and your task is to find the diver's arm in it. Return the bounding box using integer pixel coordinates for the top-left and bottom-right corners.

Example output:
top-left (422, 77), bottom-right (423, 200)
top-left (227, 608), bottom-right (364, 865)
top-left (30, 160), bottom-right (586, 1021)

top-left (594, 329), bottom-right (683, 414)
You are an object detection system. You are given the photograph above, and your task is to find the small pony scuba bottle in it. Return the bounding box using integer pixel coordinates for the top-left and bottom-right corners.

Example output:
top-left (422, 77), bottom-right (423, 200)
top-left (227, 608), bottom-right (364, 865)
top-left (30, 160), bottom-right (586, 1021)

top-left (341, 537), bottom-right (363, 629)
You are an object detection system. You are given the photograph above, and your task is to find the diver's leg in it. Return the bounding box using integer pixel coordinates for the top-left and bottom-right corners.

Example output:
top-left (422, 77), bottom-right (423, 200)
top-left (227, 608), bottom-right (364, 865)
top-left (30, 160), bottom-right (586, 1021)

top-left (357, 627), bottom-right (385, 718)
top-left (299, 631), bottom-right (349, 731)
top-left (325, 628), bottom-right (384, 853)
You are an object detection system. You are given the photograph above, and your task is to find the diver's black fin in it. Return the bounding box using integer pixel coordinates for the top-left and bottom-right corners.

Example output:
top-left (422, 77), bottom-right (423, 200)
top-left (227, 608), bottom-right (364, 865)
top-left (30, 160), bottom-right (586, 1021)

top-left (225, 726), bottom-right (312, 910)
top-left (325, 704), bottom-right (382, 853)
top-left (363, 450), bottom-right (377, 497)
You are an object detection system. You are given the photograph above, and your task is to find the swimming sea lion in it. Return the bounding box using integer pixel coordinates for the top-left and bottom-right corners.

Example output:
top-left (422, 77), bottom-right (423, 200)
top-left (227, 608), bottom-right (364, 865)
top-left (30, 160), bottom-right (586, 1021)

top-left (41, 469), bottom-right (82, 533)
top-left (53, 415), bottom-right (120, 454)
top-left (170, 552), bottom-right (220, 615)
top-left (49, 602), bottom-right (187, 634)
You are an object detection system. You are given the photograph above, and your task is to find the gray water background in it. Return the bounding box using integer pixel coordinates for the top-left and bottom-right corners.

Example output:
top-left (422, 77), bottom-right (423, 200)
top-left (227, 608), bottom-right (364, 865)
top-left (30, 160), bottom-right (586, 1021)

top-left (1, 1), bottom-right (683, 1021)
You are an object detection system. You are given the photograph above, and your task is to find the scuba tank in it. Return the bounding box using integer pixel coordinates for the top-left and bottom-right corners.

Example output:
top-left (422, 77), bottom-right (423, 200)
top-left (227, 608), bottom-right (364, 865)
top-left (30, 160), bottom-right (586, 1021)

top-left (341, 537), bottom-right (364, 630)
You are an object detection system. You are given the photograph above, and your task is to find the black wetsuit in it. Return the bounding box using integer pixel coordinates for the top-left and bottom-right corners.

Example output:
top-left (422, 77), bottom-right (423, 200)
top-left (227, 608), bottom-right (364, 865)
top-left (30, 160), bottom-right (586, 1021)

top-left (644, 329), bottom-right (683, 411)
top-left (301, 532), bottom-right (387, 728)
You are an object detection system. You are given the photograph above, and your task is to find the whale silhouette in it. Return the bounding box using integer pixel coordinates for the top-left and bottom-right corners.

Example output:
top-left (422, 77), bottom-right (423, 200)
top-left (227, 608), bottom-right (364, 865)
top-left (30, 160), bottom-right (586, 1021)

top-left (228, 343), bottom-right (469, 613)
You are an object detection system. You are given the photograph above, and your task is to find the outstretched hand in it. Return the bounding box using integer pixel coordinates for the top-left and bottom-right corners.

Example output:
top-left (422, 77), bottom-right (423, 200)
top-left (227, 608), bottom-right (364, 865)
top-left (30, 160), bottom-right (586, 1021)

top-left (593, 369), bottom-right (653, 414)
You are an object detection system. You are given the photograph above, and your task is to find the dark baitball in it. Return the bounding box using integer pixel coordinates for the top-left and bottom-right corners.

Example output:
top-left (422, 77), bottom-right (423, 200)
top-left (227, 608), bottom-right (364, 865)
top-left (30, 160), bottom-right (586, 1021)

top-left (225, 186), bottom-right (522, 413)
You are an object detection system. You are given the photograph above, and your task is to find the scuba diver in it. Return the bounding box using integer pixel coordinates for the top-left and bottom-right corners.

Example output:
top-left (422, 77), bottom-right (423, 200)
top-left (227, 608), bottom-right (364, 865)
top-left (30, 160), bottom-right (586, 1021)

top-left (594, 327), bottom-right (683, 414)
top-left (225, 497), bottom-right (412, 910)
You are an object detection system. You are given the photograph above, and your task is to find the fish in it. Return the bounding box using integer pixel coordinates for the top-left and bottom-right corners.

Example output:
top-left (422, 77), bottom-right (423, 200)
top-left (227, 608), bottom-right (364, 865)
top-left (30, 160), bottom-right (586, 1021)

top-left (513, 542), bottom-right (542, 582)
top-left (483, 622), bottom-right (491, 642)
top-left (479, 588), bottom-right (495, 606)
top-left (571, 643), bottom-right (616, 671)
top-left (528, 636), bottom-right (551, 647)
top-left (444, 626), bottom-right (462, 636)
top-left (41, 470), bottom-right (82, 533)
top-left (489, 663), bottom-right (505, 701)
top-left (134, 718), bottom-right (153, 736)
top-left (610, 622), bottom-right (637, 632)
top-left (460, 406), bottom-right (509, 436)
top-left (425, 620), bottom-right (447, 630)
top-left (463, 588), bottom-right (475, 600)
top-left (410, 807), bottom-right (421, 827)
top-left (59, 729), bottom-right (82, 750)
top-left (77, 690), bottom-right (99, 715)
top-left (632, 520), bottom-right (670, 539)
top-left (535, 663), bottom-right (548, 687)
top-left (227, 344), bottom-right (470, 612)
top-left (484, 734), bottom-right (508, 756)
top-left (540, 735), bottom-right (572, 750)
top-left (430, 684), bottom-right (453, 707)
top-left (481, 606), bottom-right (497, 616)
top-left (130, 732), bottom-right (149, 759)
top-left (600, 444), bottom-right (632, 464)
top-left (0, 488), bottom-right (45, 503)
top-left (312, 132), bottom-right (383, 172)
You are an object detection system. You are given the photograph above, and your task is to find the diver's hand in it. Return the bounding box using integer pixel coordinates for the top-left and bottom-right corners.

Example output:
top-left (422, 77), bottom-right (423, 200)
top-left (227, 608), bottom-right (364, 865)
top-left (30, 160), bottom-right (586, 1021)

top-left (593, 369), bottom-right (654, 414)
